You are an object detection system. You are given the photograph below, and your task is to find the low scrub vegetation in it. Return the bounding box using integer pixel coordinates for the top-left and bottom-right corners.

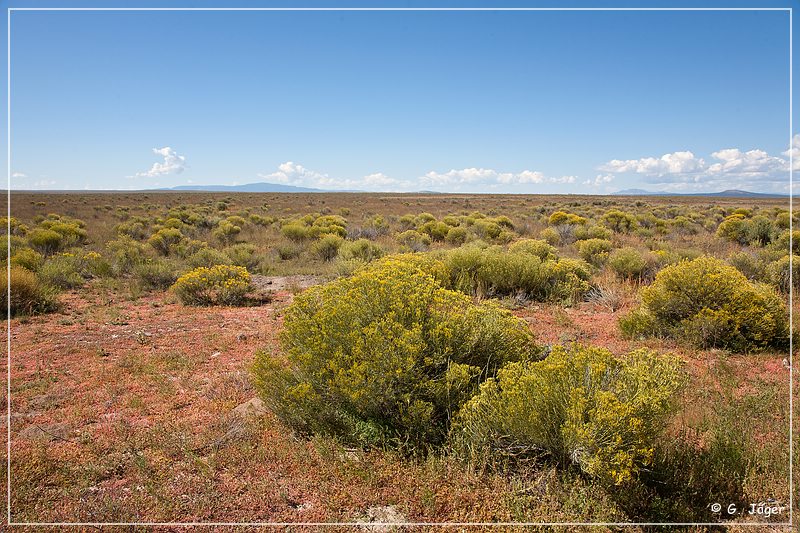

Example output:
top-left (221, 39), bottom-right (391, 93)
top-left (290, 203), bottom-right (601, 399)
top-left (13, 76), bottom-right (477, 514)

top-left (6, 192), bottom-right (793, 524)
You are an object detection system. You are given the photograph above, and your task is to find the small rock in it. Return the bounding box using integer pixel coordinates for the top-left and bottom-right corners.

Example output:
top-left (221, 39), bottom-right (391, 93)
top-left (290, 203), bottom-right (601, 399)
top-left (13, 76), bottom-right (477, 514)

top-left (18, 423), bottom-right (71, 443)
top-left (211, 351), bottom-right (221, 358)
top-left (359, 505), bottom-right (407, 532)
top-left (231, 397), bottom-right (268, 418)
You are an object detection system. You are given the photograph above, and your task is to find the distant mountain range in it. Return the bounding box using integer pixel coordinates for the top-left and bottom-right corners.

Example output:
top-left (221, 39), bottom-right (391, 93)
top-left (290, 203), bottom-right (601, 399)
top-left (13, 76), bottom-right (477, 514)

top-left (162, 182), bottom-right (328, 193)
top-left (611, 189), bottom-right (788, 198)
top-left (149, 183), bottom-right (788, 197)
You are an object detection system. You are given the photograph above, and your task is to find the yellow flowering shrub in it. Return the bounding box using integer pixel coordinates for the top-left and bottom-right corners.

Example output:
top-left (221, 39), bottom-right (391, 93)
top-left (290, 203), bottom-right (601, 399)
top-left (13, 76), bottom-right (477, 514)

top-left (452, 345), bottom-right (686, 486)
top-left (548, 211), bottom-right (587, 226)
top-left (252, 255), bottom-right (541, 451)
top-left (620, 256), bottom-right (789, 352)
top-left (171, 264), bottom-right (251, 306)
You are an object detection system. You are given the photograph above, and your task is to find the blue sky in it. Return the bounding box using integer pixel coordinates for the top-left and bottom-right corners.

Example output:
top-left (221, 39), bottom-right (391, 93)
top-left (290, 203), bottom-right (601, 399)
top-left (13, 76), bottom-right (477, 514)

top-left (3, 1), bottom-right (797, 193)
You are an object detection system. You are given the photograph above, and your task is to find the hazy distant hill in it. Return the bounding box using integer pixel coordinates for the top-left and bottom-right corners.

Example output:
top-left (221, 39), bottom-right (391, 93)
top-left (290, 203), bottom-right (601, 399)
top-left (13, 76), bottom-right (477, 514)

top-left (612, 188), bottom-right (787, 198)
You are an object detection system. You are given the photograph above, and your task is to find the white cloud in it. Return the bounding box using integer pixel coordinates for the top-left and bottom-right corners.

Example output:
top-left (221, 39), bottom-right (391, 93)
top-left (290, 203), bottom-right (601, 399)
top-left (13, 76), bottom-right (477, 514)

top-left (599, 142), bottom-right (793, 192)
top-left (135, 147), bottom-right (187, 178)
top-left (783, 134), bottom-right (800, 171)
top-left (583, 174), bottom-right (614, 187)
top-left (258, 162), bottom-right (408, 191)
top-left (706, 148), bottom-right (786, 177)
top-left (259, 161), bottom-right (329, 185)
top-left (598, 151), bottom-right (705, 176)
top-left (420, 167), bottom-right (575, 188)
top-left (362, 172), bottom-right (401, 187)
top-left (11, 172), bottom-right (26, 178)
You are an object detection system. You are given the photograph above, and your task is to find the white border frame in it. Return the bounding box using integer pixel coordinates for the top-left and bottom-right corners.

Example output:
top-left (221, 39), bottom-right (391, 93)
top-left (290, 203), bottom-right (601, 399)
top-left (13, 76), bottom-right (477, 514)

top-left (5, 4), bottom-right (794, 529)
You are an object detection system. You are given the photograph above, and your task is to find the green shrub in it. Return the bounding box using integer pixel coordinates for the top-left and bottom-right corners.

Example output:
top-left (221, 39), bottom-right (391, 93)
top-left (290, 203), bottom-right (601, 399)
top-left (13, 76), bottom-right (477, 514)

top-left (147, 228), bottom-right (184, 256)
top-left (578, 238), bottom-right (613, 267)
top-left (27, 228), bottom-right (63, 255)
top-left (538, 227), bottom-right (560, 246)
top-left (281, 223), bottom-right (312, 242)
top-left (727, 251), bottom-right (768, 282)
top-left (276, 243), bottom-right (303, 260)
top-left (574, 225), bottom-right (614, 241)
top-left (775, 211), bottom-right (793, 229)
top-left (420, 221), bottom-right (450, 242)
top-left (114, 219), bottom-right (149, 240)
top-left (187, 247), bottom-right (232, 269)
top-left (601, 210), bottom-right (637, 233)
top-left (10, 248), bottom-right (43, 272)
top-left (772, 229), bottom-right (800, 255)
top-left (396, 230), bottom-right (431, 251)
top-left (0, 216), bottom-right (28, 236)
top-left (444, 245), bottom-right (591, 303)
top-left (212, 221), bottom-right (242, 245)
top-left (716, 214), bottom-right (748, 244)
top-left (508, 239), bottom-right (556, 260)
top-left (453, 345), bottom-right (685, 486)
top-left (766, 255), bottom-right (799, 293)
top-left (225, 243), bottom-right (261, 271)
top-left (80, 251), bottom-right (112, 278)
top-left (339, 238), bottom-right (384, 263)
top-left (442, 226), bottom-right (466, 246)
top-left (399, 214), bottom-right (417, 230)
top-left (311, 234), bottom-right (344, 261)
top-left (38, 254), bottom-right (84, 289)
top-left (171, 265), bottom-right (252, 306)
top-left (252, 256), bottom-right (541, 451)
top-left (473, 219), bottom-right (503, 241)
top-left (225, 215), bottom-right (247, 228)
top-left (1, 236), bottom-right (28, 262)
top-left (744, 216), bottom-right (777, 246)
top-left (716, 214), bottom-right (776, 247)
top-left (311, 215), bottom-right (347, 238)
top-left (608, 247), bottom-right (656, 281)
top-left (619, 256), bottom-right (789, 352)
top-left (38, 218), bottom-right (88, 247)
top-left (1, 266), bottom-right (58, 316)
top-left (106, 236), bottom-right (148, 275)
top-left (133, 258), bottom-right (179, 291)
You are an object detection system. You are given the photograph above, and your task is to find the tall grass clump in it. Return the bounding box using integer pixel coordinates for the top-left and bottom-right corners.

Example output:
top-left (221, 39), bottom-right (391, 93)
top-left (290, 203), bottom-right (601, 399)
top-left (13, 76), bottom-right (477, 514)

top-left (252, 255), bottom-right (541, 452)
top-left (453, 345), bottom-right (686, 487)
top-left (1, 266), bottom-right (58, 316)
top-left (444, 244), bottom-right (591, 303)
